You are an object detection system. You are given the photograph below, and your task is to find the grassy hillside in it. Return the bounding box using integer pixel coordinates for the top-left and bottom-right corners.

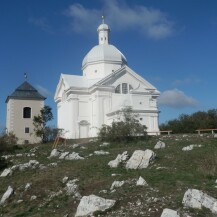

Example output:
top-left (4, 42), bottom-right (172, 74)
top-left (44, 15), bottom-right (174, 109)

top-left (0, 135), bottom-right (217, 217)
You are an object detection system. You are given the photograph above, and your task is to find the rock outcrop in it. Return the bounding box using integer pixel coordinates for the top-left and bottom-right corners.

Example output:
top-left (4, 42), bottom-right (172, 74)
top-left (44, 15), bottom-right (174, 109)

top-left (154, 141), bottom-right (166, 149)
top-left (108, 151), bottom-right (128, 168)
top-left (160, 208), bottom-right (180, 217)
top-left (0, 186), bottom-right (13, 205)
top-left (182, 189), bottom-right (217, 214)
top-left (75, 195), bottom-right (116, 217)
top-left (126, 149), bottom-right (155, 169)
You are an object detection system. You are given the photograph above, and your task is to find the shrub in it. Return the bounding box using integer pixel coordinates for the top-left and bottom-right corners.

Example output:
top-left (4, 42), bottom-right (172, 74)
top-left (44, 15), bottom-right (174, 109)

top-left (0, 132), bottom-right (18, 154)
top-left (98, 106), bottom-right (147, 142)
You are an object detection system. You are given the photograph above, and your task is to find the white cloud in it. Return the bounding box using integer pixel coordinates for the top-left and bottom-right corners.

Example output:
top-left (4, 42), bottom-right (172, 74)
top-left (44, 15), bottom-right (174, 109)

top-left (158, 89), bottom-right (198, 108)
top-left (29, 17), bottom-right (54, 33)
top-left (36, 85), bottom-right (52, 97)
top-left (172, 77), bottom-right (201, 86)
top-left (65, 0), bottom-right (174, 39)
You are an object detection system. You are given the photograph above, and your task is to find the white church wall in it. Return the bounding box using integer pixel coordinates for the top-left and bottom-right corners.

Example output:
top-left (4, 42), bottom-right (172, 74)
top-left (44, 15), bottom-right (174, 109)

top-left (83, 63), bottom-right (122, 79)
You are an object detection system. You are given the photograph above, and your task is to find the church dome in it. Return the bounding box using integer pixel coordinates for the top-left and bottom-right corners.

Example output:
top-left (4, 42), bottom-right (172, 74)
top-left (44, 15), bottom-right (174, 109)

top-left (82, 17), bottom-right (127, 72)
top-left (82, 44), bottom-right (127, 69)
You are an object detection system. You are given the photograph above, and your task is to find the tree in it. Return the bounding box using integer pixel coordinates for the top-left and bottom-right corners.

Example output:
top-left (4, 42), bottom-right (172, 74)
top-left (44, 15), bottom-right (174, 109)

top-left (33, 105), bottom-right (53, 143)
top-left (98, 106), bottom-right (147, 142)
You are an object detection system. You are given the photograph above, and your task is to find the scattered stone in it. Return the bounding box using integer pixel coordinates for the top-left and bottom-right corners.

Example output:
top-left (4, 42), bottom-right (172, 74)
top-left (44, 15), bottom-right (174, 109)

top-left (0, 168), bottom-right (13, 177)
top-left (94, 150), bottom-right (110, 155)
top-left (160, 208), bottom-right (180, 217)
top-left (100, 142), bottom-right (110, 147)
top-left (154, 141), bottom-right (166, 149)
top-left (213, 134), bottom-right (217, 138)
top-left (72, 144), bottom-right (79, 148)
top-left (59, 152), bottom-right (69, 159)
top-left (182, 189), bottom-right (217, 214)
top-left (25, 183), bottom-right (32, 191)
top-left (182, 144), bottom-right (202, 151)
top-left (136, 176), bottom-right (148, 186)
top-left (39, 164), bottom-right (47, 170)
top-left (75, 195), bottom-right (116, 217)
top-left (65, 179), bottom-right (81, 199)
top-left (48, 162), bottom-right (58, 167)
top-left (110, 181), bottom-right (125, 190)
top-left (108, 151), bottom-right (128, 168)
top-left (49, 190), bottom-right (63, 199)
top-left (62, 176), bottom-right (69, 184)
top-left (65, 152), bottom-right (84, 160)
top-left (126, 149), bottom-right (156, 169)
top-left (30, 195), bottom-right (37, 201)
top-left (49, 149), bottom-right (61, 158)
top-left (16, 153), bottom-right (23, 157)
top-left (0, 186), bottom-right (14, 205)
top-left (111, 173), bottom-right (121, 176)
top-left (17, 200), bottom-right (23, 204)
top-left (99, 190), bottom-right (107, 194)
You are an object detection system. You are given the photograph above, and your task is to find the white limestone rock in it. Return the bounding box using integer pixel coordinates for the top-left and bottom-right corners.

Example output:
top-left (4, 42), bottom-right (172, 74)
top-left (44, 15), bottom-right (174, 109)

top-left (49, 149), bottom-right (61, 158)
top-left (75, 195), bottom-right (116, 217)
top-left (136, 176), bottom-right (148, 186)
top-left (100, 142), bottom-right (110, 147)
top-left (0, 186), bottom-right (14, 205)
top-left (160, 208), bottom-right (180, 217)
top-left (0, 168), bottom-right (13, 177)
top-left (126, 149), bottom-right (156, 169)
top-left (182, 144), bottom-right (202, 151)
top-left (65, 152), bottom-right (84, 160)
top-left (65, 179), bottom-right (81, 199)
top-left (25, 183), bottom-right (32, 191)
top-left (154, 141), bottom-right (166, 149)
top-left (94, 150), bottom-right (110, 155)
top-left (110, 181), bottom-right (125, 190)
top-left (182, 189), bottom-right (217, 214)
top-left (108, 151), bottom-right (128, 168)
top-left (59, 152), bottom-right (69, 159)
top-left (30, 195), bottom-right (37, 201)
top-left (62, 176), bottom-right (69, 184)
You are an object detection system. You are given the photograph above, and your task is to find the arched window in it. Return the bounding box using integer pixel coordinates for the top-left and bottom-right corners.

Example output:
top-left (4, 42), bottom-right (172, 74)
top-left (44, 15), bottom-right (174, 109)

top-left (115, 84), bottom-right (121, 93)
top-left (115, 83), bottom-right (133, 94)
top-left (23, 107), bottom-right (31, 118)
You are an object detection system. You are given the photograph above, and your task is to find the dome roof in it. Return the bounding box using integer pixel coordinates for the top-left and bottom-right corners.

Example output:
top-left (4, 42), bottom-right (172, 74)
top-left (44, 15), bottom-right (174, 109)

top-left (97, 23), bottom-right (110, 31)
top-left (82, 44), bottom-right (127, 69)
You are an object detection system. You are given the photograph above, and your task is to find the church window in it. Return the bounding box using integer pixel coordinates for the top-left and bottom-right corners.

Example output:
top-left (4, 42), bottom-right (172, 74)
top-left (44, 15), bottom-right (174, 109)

top-left (105, 37), bottom-right (106, 40)
top-left (101, 37), bottom-right (103, 41)
top-left (129, 85), bottom-right (133, 91)
top-left (122, 83), bottom-right (128, 94)
top-left (25, 127), bottom-right (30, 133)
top-left (115, 84), bottom-right (121, 93)
top-left (23, 107), bottom-right (31, 118)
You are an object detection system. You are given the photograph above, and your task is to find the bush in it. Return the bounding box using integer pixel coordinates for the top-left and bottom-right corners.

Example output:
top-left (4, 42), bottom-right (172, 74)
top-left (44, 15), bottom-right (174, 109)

top-left (0, 132), bottom-right (18, 154)
top-left (98, 106), bottom-right (147, 142)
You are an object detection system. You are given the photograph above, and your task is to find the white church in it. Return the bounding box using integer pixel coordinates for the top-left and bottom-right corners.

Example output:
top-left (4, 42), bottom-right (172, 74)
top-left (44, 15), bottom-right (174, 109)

top-left (54, 19), bottom-right (160, 139)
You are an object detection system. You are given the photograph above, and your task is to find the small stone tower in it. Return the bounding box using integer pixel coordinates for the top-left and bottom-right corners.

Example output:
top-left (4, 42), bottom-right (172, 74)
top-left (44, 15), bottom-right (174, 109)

top-left (6, 79), bottom-right (46, 144)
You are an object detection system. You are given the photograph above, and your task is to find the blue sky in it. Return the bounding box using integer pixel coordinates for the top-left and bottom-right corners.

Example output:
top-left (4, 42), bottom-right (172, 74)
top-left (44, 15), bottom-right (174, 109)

top-left (1, 0), bottom-right (217, 130)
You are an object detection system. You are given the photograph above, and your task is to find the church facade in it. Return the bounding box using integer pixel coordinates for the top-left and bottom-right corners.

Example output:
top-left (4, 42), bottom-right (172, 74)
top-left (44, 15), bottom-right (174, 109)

top-left (54, 20), bottom-right (160, 139)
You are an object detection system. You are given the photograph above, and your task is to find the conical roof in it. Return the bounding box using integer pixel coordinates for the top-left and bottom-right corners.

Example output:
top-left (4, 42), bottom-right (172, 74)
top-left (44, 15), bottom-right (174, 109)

top-left (6, 81), bottom-right (46, 102)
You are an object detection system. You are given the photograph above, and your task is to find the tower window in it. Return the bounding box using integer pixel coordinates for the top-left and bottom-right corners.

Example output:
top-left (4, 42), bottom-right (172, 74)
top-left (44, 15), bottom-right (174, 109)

top-left (23, 107), bottom-right (31, 118)
top-left (25, 127), bottom-right (30, 133)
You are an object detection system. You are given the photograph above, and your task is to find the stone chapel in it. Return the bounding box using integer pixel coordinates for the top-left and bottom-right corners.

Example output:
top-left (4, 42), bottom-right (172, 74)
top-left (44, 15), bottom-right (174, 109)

top-left (54, 19), bottom-right (160, 139)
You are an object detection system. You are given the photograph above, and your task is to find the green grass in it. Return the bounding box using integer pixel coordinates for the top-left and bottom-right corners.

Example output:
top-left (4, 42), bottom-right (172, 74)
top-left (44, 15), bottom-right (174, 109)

top-left (0, 135), bottom-right (217, 216)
